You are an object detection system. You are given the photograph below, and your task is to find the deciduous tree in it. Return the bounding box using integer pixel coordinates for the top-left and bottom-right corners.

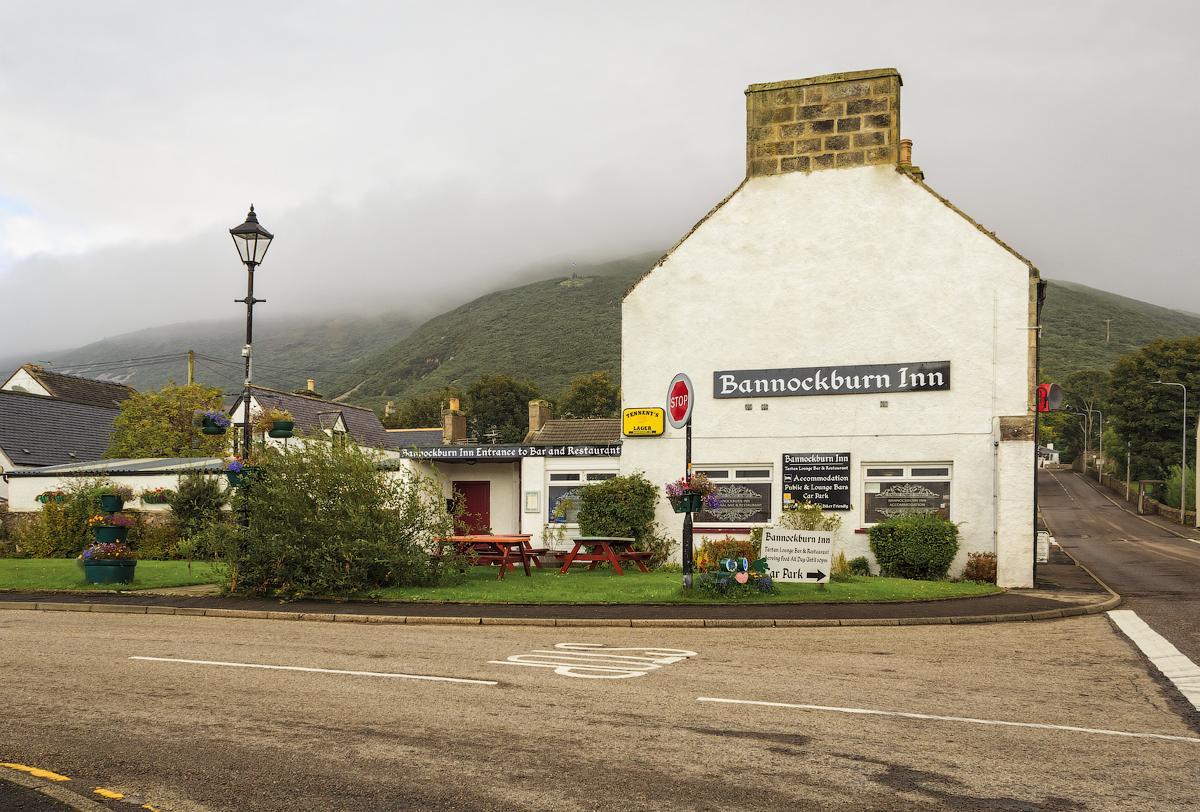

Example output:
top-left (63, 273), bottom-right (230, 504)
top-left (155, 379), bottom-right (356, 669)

top-left (106, 384), bottom-right (227, 458)
top-left (557, 371), bottom-right (620, 419)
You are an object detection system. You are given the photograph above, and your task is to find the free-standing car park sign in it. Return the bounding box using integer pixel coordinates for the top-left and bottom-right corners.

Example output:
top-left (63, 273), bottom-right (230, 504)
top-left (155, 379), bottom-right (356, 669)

top-left (760, 528), bottom-right (834, 583)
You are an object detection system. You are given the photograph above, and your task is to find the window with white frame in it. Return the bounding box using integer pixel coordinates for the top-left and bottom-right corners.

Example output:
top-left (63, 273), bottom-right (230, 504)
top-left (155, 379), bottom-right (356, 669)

top-left (546, 470), bottom-right (618, 523)
top-left (693, 465), bottom-right (773, 524)
top-left (862, 463), bottom-right (952, 524)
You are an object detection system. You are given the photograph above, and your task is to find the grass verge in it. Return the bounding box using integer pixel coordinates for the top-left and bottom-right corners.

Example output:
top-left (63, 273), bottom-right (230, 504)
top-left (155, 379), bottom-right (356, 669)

top-left (0, 559), bottom-right (222, 591)
top-left (373, 568), bottom-right (1001, 604)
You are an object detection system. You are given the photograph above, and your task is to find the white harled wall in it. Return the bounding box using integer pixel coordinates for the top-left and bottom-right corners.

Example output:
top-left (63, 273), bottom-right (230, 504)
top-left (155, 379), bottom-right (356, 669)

top-left (621, 166), bottom-right (1035, 586)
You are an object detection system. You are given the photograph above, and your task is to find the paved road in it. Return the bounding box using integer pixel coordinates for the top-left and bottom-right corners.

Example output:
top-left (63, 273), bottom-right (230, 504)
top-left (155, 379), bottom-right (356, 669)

top-left (1039, 469), bottom-right (1200, 663)
top-left (2, 610), bottom-right (1197, 811)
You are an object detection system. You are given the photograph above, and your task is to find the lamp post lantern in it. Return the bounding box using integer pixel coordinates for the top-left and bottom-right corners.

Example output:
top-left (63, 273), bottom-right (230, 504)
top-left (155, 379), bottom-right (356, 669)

top-left (1153, 381), bottom-right (1188, 524)
top-left (230, 205), bottom-right (273, 463)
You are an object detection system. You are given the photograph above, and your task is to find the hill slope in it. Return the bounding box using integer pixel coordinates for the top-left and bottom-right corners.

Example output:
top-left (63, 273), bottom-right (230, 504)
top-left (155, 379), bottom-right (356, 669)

top-left (1040, 280), bottom-right (1200, 380)
top-left (330, 253), bottom-right (658, 408)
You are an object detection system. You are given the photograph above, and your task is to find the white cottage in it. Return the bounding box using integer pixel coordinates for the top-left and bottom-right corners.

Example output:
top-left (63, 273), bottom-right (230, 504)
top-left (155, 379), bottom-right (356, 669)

top-left (620, 69), bottom-right (1041, 587)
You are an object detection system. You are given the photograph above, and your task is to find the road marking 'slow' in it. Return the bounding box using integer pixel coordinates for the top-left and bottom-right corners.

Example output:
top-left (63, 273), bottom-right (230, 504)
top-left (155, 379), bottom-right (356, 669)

top-left (1108, 610), bottom-right (1200, 711)
top-left (0, 763), bottom-right (71, 781)
top-left (696, 697), bottom-right (1200, 744)
top-left (129, 656), bottom-right (498, 686)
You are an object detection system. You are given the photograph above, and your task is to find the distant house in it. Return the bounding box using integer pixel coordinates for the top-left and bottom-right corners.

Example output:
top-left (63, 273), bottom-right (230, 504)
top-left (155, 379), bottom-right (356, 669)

top-left (0, 389), bottom-right (123, 502)
top-left (227, 384), bottom-right (397, 455)
top-left (2, 364), bottom-right (135, 408)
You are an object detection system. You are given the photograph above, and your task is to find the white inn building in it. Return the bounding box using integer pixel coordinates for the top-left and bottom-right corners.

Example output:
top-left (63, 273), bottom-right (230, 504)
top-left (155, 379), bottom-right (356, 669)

top-left (620, 68), bottom-right (1042, 587)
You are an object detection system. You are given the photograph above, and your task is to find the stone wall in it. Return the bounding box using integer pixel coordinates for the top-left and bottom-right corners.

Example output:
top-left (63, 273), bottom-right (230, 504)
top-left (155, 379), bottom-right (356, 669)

top-left (746, 68), bottom-right (901, 177)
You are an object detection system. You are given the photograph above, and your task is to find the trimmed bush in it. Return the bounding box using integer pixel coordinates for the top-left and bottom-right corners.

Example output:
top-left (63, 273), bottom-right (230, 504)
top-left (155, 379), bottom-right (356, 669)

top-left (577, 473), bottom-right (657, 545)
top-left (963, 551), bottom-right (997, 584)
top-left (868, 514), bottom-right (959, 580)
top-left (848, 556), bottom-right (872, 576)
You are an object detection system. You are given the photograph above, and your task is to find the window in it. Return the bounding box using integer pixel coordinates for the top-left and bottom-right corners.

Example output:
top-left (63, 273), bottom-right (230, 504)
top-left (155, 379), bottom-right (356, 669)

top-left (863, 463), bottom-right (952, 524)
top-left (546, 469), bottom-right (619, 523)
top-left (695, 465), bottom-right (773, 524)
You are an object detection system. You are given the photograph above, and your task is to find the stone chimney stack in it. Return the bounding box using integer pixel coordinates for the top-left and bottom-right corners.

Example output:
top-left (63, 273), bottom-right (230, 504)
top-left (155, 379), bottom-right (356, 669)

top-left (306, 378), bottom-right (316, 393)
top-left (745, 68), bottom-right (901, 177)
top-left (528, 399), bottom-right (553, 436)
top-left (442, 397), bottom-right (467, 444)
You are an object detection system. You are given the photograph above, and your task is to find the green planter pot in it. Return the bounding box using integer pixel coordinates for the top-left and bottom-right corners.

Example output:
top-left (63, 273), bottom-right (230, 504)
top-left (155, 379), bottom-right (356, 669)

top-left (267, 419), bottom-right (294, 439)
top-left (92, 525), bottom-right (129, 543)
top-left (98, 495), bottom-right (125, 513)
top-left (226, 470), bottom-right (243, 488)
top-left (670, 493), bottom-right (702, 513)
top-left (83, 559), bottom-right (136, 585)
top-left (201, 416), bottom-right (229, 435)
top-left (37, 493), bottom-right (66, 505)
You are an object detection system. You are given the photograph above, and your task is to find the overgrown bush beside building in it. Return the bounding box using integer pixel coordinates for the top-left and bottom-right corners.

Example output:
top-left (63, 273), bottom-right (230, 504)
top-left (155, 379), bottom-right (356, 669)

top-left (962, 551), bottom-right (997, 584)
top-left (577, 473), bottom-right (667, 561)
top-left (868, 514), bottom-right (960, 580)
top-left (10, 479), bottom-right (108, 557)
top-left (218, 443), bottom-right (463, 597)
top-left (168, 473), bottom-right (227, 540)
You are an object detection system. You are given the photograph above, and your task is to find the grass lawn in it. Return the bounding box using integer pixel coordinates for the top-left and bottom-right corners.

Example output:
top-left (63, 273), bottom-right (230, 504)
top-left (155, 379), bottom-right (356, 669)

top-left (0, 559), bottom-right (222, 592)
top-left (373, 567), bottom-right (1001, 604)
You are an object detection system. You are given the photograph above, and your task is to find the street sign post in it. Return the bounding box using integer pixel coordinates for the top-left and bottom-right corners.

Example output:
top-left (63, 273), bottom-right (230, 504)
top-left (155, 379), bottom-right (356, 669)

top-left (760, 528), bottom-right (834, 584)
top-left (667, 373), bottom-right (695, 587)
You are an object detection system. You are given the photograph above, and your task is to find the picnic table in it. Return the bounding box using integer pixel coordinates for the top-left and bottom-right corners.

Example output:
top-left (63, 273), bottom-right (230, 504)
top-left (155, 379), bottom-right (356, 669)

top-left (439, 534), bottom-right (542, 579)
top-left (558, 536), bottom-right (651, 576)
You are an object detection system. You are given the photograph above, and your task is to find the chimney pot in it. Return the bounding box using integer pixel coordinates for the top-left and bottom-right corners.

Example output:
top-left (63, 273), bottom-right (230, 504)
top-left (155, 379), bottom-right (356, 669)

top-left (527, 399), bottom-right (553, 437)
top-left (442, 398), bottom-right (466, 444)
top-left (448, 396), bottom-right (461, 412)
top-left (306, 378), bottom-right (315, 393)
top-left (899, 139), bottom-right (913, 167)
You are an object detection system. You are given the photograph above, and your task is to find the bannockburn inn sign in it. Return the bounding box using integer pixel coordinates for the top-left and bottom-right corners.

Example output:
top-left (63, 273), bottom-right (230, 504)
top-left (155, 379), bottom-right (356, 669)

top-left (714, 361), bottom-right (950, 398)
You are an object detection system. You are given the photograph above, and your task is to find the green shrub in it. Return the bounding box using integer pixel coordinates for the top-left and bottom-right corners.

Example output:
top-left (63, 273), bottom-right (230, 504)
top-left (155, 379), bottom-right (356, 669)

top-left (576, 473), bottom-right (657, 545)
top-left (830, 551), bottom-right (852, 582)
top-left (168, 473), bottom-right (227, 540)
top-left (868, 514), bottom-right (959, 580)
top-left (129, 514), bottom-right (182, 559)
top-left (778, 502), bottom-right (843, 532)
top-left (963, 551), bottom-right (997, 584)
top-left (223, 443), bottom-right (462, 597)
top-left (699, 536), bottom-right (758, 566)
top-left (637, 522), bottom-right (678, 569)
top-left (1163, 464), bottom-right (1195, 511)
top-left (12, 479), bottom-right (108, 557)
top-left (848, 556), bottom-right (872, 576)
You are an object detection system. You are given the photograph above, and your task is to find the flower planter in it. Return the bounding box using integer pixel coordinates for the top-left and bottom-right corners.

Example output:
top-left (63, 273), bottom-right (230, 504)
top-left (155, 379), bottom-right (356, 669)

top-left (92, 525), bottom-right (129, 543)
top-left (83, 559), bottom-right (137, 585)
top-left (98, 495), bottom-right (125, 513)
top-left (669, 493), bottom-right (702, 513)
top-left (226, 470), bottom-right (244, 488)
top-left (201, 416), bottom-right (228, 435)
top-left (267, 419), bottom-right (294, 439)
top-left (37, 493), bottom-right (66, 505)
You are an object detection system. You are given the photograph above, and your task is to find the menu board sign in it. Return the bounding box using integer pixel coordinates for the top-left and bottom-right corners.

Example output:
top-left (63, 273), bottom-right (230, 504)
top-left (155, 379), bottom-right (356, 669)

top-left (864, 481), bottom-right (950, 523)
top-left (696, 483), bottom-right (772, 524)
top-left (782, 452), bottom-right (851, 511)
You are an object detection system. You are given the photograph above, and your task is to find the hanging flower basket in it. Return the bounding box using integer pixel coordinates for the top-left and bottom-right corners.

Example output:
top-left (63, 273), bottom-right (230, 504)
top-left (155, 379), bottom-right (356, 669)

top-left (669, 493), bottom-right (702, 513)
top-left (199, 410), bottom-right (232, 436)
top-left (37, 490), bottom-right (67, 505)
top-left (98, 495), bottom-right (125, 513)
top-left (140, 487), bottom-right (175, 505)
top-left (268, 419), bottom-right (294, 439)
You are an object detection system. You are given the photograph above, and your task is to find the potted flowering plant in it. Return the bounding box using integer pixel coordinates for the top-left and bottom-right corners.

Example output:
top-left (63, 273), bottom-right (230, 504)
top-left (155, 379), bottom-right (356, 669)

top-left (140, 486), bottom-right (175, 505)
top-left (96, 484), bottom-right (135, 513)
top-left (225, 457), bottom-right (247, 487)
top-left (664, 473), bottom-right (720, 513)
top-left (36, 489), bottom-right (67, 505)
top-left (198, 409), bottom-right (232, 435)
top-left (80, 542), bottom-right (137, 584)
top-left (88, 513), bottom-right (136, 543)
top-left (254, 407), bottom-right (294, 438)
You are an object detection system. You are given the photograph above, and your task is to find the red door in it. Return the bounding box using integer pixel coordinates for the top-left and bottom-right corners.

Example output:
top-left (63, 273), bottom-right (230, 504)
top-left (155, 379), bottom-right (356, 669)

top-left (453, 481), bottom-right (491, 534)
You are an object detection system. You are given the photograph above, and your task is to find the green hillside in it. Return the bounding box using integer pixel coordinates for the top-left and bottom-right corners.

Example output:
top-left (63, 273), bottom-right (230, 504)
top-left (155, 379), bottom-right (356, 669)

top-left (1040, 280), bottom-right (1200, 381)
top-left (330, 253), bottom-right (659, 407)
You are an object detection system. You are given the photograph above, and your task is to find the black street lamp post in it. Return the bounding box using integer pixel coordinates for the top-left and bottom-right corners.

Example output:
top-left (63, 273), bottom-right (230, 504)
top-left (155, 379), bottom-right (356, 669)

top-left (229, 205), bottom-right (273, 464)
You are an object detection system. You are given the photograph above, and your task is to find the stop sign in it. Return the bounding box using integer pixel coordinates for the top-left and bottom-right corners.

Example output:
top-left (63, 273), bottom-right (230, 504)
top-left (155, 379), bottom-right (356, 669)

top-left (666, 372), bottom-right (694, 428)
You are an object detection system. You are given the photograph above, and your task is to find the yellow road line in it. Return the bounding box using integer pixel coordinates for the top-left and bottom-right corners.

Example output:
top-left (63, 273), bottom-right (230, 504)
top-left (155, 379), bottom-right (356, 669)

top-left (94, 787), bottom-right (125, 799)
top-left (0, 762), bottom-right (72, 782)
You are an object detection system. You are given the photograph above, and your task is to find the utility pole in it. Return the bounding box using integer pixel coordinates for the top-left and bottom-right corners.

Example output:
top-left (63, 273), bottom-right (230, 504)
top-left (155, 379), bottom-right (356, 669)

top-left (1126, 449), bottom-right (1131, 502)
top-left (1103, 319), bottom-right (1112, 345)
top-left (187, 349), bottom-right (195, 385)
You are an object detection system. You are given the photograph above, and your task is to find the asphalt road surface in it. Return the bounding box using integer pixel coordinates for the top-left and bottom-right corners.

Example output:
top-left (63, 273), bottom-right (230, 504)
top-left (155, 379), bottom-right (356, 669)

top-left (2, 609), bottom-right (1197, 811)
top-left (1040, 469), bottom-right (1200, 663)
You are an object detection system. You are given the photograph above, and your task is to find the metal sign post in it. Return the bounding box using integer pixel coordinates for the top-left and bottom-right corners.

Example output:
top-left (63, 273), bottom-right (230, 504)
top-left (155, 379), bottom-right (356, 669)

top-left (667, 373), bottom-right (695, 588)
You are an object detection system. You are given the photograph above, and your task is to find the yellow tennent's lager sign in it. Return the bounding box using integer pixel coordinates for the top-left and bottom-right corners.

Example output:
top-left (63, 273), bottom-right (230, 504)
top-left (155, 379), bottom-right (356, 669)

top-left (622, 407), bottom-right (665, 437)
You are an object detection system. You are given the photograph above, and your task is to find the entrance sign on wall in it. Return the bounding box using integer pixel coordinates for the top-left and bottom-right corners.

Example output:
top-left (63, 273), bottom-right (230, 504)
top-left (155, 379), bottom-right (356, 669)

top-left (622, 407), bottom-right (665, 437)
top-left (864, 481), bottom-right (950, 523)
top-left (713, 361), bottom-right (951, 399)
top-left (760, 528), bottom-right (834, 583)
top-left (666, 373), bottom-right (694, 428)
top-left (782, 453), bottom-right (851, 511)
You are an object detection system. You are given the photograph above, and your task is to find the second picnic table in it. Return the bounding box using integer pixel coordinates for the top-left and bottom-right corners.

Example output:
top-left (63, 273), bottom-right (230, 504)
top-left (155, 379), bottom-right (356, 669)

top-left (558, 536), bottom-right (651, 576)
top-left (440, 534), bottom-right (546, 579)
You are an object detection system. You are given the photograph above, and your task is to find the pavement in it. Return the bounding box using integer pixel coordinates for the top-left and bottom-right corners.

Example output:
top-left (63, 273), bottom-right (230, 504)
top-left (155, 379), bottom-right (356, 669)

top-left (1039, 468), bottom-right (1200, 663)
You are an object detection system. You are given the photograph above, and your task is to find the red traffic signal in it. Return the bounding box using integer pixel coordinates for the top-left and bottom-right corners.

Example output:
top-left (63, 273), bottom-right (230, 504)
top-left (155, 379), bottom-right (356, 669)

top-left (1037, 383), bottom-right (1063, 413)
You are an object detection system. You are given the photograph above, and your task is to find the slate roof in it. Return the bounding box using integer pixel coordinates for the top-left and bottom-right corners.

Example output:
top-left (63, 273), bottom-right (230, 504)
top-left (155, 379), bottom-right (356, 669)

top-left (385, 428), bottom-right (445, 449)
top-left (0, 390), bottom-right (120, 468)
top-left (525, 418), bottom-right (621, 446)
top-left (11, 365), bottom-right (136, 408)
top-left (238, 386), bottom-right (394, 450)
top-left (5, 457), bottom-right (224, 476)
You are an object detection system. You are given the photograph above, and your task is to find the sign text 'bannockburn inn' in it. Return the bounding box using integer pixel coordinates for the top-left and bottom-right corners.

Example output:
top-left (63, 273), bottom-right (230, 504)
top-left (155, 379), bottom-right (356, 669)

top-left (713, 361), bottom-right (950, 399)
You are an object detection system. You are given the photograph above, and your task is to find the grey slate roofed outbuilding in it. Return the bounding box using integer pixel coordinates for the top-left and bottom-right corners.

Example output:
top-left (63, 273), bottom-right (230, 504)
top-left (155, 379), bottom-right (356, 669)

top-left (385, 428), bottom-right (445, 449)
top-left (525, 418), bottom-right (621, 446)
top-left (13, 365), bottom-right (136, 408)
top-left (241, 386), bottom-right (395, 450)
top-left (0, 390), bottom-right (120, 468)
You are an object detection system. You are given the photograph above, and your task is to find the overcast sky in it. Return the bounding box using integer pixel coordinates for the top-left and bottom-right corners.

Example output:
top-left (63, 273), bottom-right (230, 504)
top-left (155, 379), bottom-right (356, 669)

top-left (0, 1), bottom-right (1196, 356)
